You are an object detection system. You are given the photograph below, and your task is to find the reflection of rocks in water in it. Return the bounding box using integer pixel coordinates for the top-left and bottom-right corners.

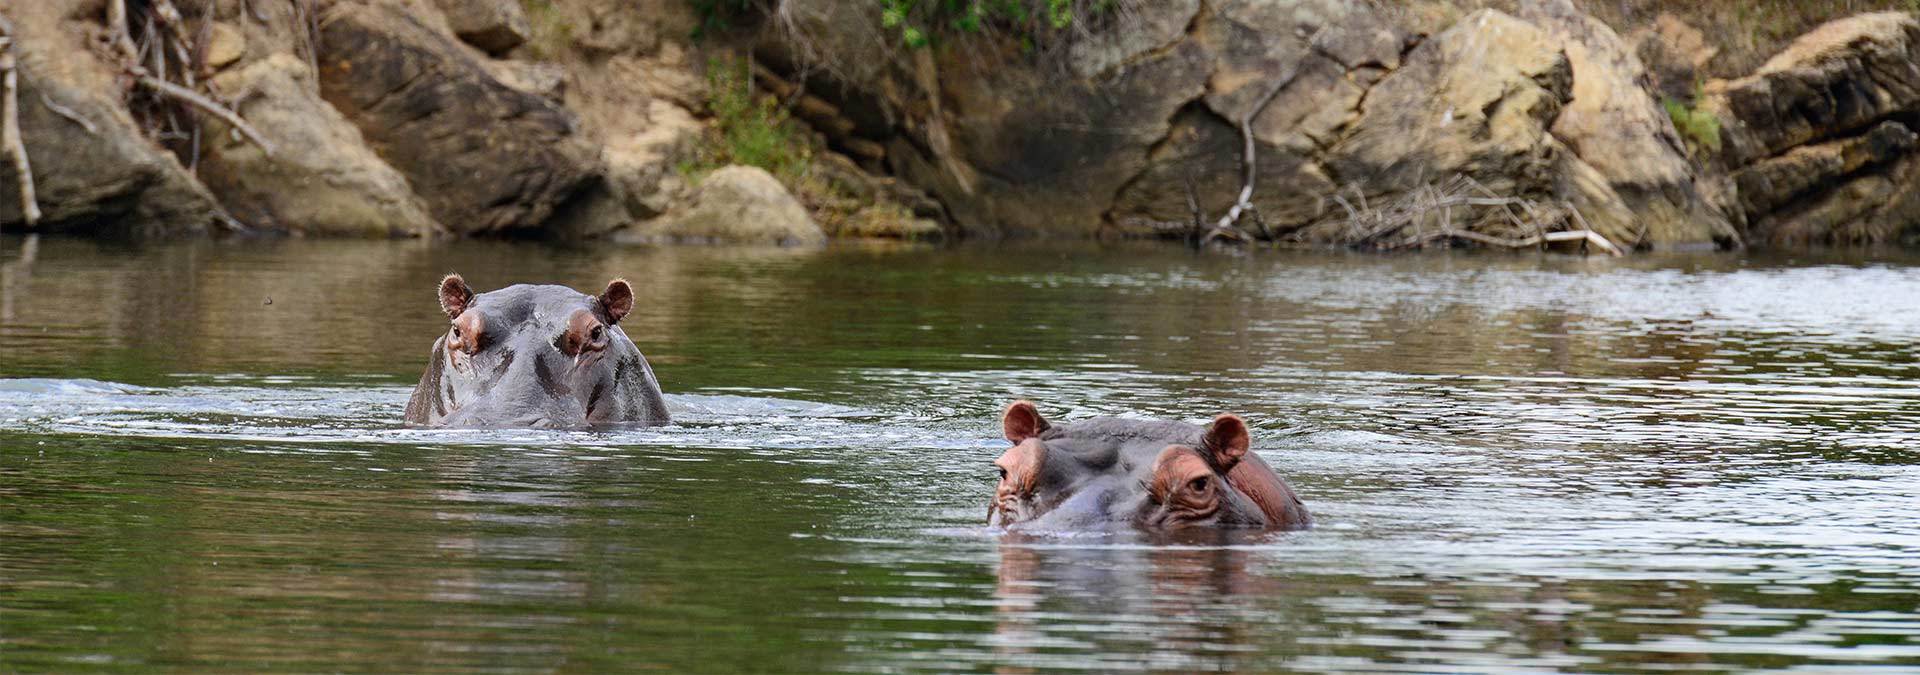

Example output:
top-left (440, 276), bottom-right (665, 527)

top-left (1, 234), bottom-right (37, 322)
top-left (0, 237), bottom-right (829, 379)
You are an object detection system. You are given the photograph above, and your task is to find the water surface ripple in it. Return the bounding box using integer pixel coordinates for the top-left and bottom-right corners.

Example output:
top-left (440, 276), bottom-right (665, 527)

top-left (0, 238), bottom-right (1916, 672)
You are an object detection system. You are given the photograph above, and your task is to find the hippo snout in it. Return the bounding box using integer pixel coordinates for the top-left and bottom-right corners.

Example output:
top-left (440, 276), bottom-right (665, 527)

top-left (438, 396), bottom-right (589, 429)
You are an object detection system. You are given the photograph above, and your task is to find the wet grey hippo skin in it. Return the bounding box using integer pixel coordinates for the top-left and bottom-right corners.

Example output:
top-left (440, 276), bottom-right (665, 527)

top-left (404, 274), bottom-right (670, 428)
top-left (988, 401), bottom-right (1311, 531)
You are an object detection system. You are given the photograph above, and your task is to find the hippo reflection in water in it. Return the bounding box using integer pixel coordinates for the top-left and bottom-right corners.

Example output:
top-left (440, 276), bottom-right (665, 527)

top-left (404, 274), bottom-right (670, 428)
top-left (988, 401), bottom-right (1310, 531)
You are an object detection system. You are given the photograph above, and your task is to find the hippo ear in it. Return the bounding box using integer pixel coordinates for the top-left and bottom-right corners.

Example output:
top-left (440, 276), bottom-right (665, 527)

top-left (598, 278), bottom-right (634, 325)
top-left (438, 273), bottom-right (474, 319)
top-left (1201, 414), bottom-right (1250, 471)
top-left (1001, 400), bottom-right (1050, 443)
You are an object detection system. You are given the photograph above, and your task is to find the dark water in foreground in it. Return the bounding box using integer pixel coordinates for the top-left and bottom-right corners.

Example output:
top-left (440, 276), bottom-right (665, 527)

top-left (0, 236), bottom-right (1917, 672)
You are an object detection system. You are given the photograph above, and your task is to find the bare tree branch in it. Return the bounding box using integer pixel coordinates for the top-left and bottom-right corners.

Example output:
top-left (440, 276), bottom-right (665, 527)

top-left (135, 75), bottom-right (275, 157)
top-left (0, 36), bottom-right (39, 225)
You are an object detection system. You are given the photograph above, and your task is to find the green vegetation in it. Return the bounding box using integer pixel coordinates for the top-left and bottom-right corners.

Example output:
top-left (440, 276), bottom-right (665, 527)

top-left (683, 58), bottom-right (814, 182)
top-left (880, 0), bottom-right (1108, 48)
top-left (683, 58), bottom-right (929, 238)
top-left (518, 0), bottom-right (572, 59)
top-left (1665, 92), bottom-right (1723, 156)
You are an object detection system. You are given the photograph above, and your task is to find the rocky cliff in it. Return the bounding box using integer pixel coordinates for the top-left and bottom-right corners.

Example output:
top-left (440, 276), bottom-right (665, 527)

top-left (0, 0), bottom-right (1917, 250)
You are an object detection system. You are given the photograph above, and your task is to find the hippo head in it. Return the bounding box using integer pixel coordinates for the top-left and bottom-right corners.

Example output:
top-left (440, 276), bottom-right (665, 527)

top-left (403, 274), bottom-right (670, 428)
top-left (987, 401), bottom-right (1310, 532)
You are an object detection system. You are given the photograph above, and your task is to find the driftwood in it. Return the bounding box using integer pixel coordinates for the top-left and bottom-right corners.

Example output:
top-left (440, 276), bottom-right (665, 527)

top-left (105, 0), bottom-right (277, 165)
top-left (108, 0), bottom-right (139, 60)
top-left (40, 93), bottom-right (98, 135)
top-left (0, 27), bottom-right (37, 226)
top-left (135, 75), bottom-right (274, 157)
top-left (1212, 69), bottom-right (1296, 235)
top-left (1330, 176), bottom-right (1624, 256)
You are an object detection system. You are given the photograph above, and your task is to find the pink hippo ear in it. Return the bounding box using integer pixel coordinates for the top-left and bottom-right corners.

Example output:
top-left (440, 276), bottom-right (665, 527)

top-left (1201, 414), bottom-right (1250, 471)
top-left (439, 273), bottom-right (474, 319)
top-left (598, 278), bottom-right (634, 325)
top-left (1001, 400), bottom-right (1051, 443)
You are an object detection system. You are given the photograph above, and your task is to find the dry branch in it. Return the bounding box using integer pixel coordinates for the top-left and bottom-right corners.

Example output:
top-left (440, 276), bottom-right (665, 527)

top-left (1315, 176), bottom-right (1624, 256)
top-left (135, 75), bottom-right (275, 157)
top-left (0, 34), bottom-right (38, 225)
top-left (108, 0), bottom-right (139, 59)
top-left (40, 94), bottom-right (98, 135)
top-left (1213, 66), bottom-right (1298, 233)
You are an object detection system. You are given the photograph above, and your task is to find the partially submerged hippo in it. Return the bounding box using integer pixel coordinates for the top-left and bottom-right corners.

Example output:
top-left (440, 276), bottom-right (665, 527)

top-left (404, 274), bottom-right (670, 428)
top-left (988, 401), bottom-right (1310, 531)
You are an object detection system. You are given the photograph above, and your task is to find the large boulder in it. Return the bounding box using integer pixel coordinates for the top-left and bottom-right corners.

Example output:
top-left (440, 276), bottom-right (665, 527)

top-left (1107, 0), bottom-right (1404, 236)
top-left (1703, 12), bottom-right (1920, 245)
top-left (620, 165), bottom-right (825, 245)
top-left (1327, 11), bottom-right (1570, 204)
top-left (0, 0), bottom-right (222, 233)
top-left (1710, 13), bottom-right (1920, 165)
top-left (317, 0), bottom-right (603, 235)
top-left (1301, 10), bottom-right (1649, 247)
top-left (199, 55), bottom-right (442, 237)
top-left (1516, 0), bottom-right (1737, 249)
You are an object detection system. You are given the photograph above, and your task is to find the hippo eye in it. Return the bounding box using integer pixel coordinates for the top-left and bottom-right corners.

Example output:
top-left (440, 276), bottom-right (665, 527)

top-left (451, 326), bottom-right (461, 338)
top-left (997, 467), bottom-right (1008, 481)
top-left (1188, 476), bottom-right (1210, 494)
top-left (591, 325), bottom-right (604, 341)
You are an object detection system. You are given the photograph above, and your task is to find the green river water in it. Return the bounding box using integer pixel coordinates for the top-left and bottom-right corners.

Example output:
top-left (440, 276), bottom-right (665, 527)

top-left (0, 235), bottom-right (1917, 672)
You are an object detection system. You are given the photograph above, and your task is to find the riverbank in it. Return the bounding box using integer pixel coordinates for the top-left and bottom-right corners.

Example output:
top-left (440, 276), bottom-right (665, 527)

top-left (2, 1), bottom-right (1919, 252)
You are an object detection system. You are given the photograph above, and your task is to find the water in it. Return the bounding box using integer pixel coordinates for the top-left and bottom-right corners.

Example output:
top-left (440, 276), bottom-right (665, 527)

top-left (1, 236), bottom-right (1918, 672)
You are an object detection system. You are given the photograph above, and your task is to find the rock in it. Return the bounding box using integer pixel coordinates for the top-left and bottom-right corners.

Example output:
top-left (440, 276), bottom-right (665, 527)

top-left (608, 99), bottom-right (701, 215)
top-left (621, 165), bottom-right (825, 245)
top-left (0, 0), bottom-right (221, 233)
top-left (760, 0), bottom-right (1417, 239)
top-left (1749, 154), bottom-right (1920, 247)
top-left (199, 54), bottom-right (442, 237)
top-left (1515, 0), bottom-right (1736, 249)
top-left (549, 98), bottom-right (702, 238)
top-left (1109, 0), bottom-right (1403, 236)
top-left (1704, 11), bottom-right (1920, 245)
top-left (1326, 11), bottom-right (1570, 210)
top-left (486, 59), bottom-right (566, 101)
top-left (432, 0), bottom-right (529, 55)
top-left (1707, 12), bottom-right (1920, 166)
top-left (574, 0), bottom-right (660, 56)
top-left (1734, 120), bottom-right (1917, 216)
top-left (204, 22), bottom-right (247, 70)
top-left (317, 0), bottom-right (603, 235)
top-left (1631, 13), bottom-right (1717, 103)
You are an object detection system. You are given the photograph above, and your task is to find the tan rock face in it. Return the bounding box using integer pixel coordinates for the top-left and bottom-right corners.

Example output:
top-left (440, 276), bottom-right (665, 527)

top-left (1515, 0), bottom-right (1735, 249)
top-left (1330, 11), bottom-right (1570, 200)
top-left (622, 166), bottom-right (825, 245)
top-left (765, 1), bottom-right (1746, 250)
top-left (1711, 13), bottom-right (1920, 165)
top-left (1705, 11), bottom-right (1920, 245)
top-left (199, 55), bottom-right (442, 237)
top-left (433, 0), bottom-right (530, 55)
top-left (204, 22), bottom-right (247, 70)
top-left (0, 0), bottom-right (220, 233)
top-left (317, 0), bottom-right (603, 235)
top-left (1631, 13), bottom-right (1717, 103)
top-left (1110, 0), bottom-right (1401, 236)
